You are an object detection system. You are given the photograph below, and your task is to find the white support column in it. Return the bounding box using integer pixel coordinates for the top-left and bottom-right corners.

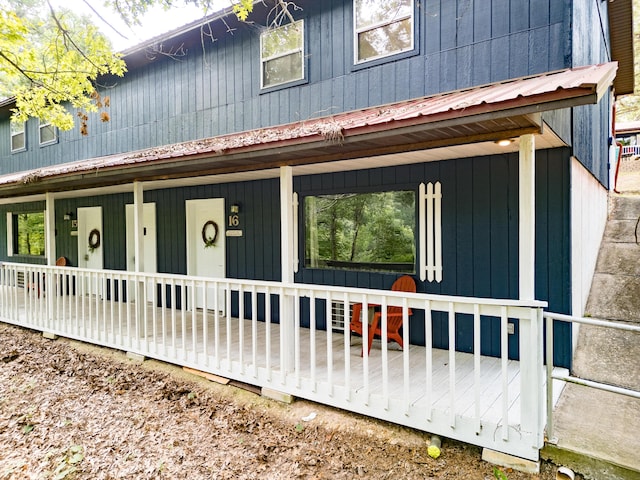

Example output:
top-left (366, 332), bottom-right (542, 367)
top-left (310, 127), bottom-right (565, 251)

top-left (280, 166), bottom-right (295, 373)
top-left (133, 181), bottom-right (145, 273)
top-left (133, 182), bottom-right (145, 338)
top-left (519, 134), bottom-right (536, 301)
top-left (518, 134), bottom-right (544, 446)
top-left (45, 192), bottom-right (56, 330)
top-left (45, 192), bottom-right (56, 266)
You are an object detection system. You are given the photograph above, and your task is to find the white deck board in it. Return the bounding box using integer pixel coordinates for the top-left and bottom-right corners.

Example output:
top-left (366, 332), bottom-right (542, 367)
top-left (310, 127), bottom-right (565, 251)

top-left (0, 282), bottom-right (550, 460)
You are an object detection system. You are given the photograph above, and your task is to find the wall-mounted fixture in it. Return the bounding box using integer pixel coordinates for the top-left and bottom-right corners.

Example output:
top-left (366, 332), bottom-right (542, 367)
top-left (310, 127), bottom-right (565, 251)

top-left (63, 212), bottom-right (74, 221)
top-left (230, 203), bottom-right (240, 214)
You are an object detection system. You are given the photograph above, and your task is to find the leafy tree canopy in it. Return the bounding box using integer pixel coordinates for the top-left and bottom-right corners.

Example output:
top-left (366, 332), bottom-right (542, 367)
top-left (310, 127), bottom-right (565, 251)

top-left (0, 0), bottom-right (256, 131)
top-left (0, 0), bottom-right (126, 130)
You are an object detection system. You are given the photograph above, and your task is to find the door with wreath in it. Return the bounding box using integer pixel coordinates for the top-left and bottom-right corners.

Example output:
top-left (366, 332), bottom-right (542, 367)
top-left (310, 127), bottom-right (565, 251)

top-left (186, 198), bottom-right (226, 313)
top-left (77, 206), bottom-right (103, 297)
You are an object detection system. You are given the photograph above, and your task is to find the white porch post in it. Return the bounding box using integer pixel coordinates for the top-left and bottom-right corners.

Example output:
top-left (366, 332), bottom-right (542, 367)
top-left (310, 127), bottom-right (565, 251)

top-left (133, 181), bottom-right (145, 340)
top-left (517, 133), bottom-right (544, 446)
top-left (280, 166), bottom-right (295, 372)
top-left (519, 134), bottom-right (535, 301)
top-left (45, 192), bottom-right (56, 266)
top-left (45, 192), bottom-right (56, 330)
top-left (133, 182), bottom-right (145, 273)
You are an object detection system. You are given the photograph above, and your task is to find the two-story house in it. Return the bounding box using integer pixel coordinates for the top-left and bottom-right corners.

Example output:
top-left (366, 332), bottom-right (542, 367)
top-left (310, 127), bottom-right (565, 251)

top-left (0, 0), bottom-right (633, 462)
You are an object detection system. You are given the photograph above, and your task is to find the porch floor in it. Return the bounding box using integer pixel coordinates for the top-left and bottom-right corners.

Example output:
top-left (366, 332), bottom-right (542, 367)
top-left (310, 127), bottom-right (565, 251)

top-left (2, 284), bottom-right (558, 460)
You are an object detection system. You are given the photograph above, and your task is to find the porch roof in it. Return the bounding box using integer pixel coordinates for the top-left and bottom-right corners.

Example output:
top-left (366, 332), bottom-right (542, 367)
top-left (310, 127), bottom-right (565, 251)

top-left (0, 62), bottom-right (617, 199)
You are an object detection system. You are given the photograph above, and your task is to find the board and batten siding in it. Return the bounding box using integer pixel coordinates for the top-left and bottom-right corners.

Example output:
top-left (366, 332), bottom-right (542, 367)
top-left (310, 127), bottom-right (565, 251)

top-left (0, 0), bottom-right (574, 174)
top-left (294, 147), bottom-right (572, 367)
top-left (49, 179), bottom-right (281, 281)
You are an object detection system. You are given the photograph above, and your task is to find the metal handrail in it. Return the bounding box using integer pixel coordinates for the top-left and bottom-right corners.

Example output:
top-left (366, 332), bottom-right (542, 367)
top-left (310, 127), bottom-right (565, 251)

top-left (544, 311), bottom-right (640, 442)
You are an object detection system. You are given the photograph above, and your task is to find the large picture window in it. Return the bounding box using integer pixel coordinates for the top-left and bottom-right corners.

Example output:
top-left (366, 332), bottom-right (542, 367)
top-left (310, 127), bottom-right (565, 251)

top-left (8, 212), bottom-right (46, 256)
top-left (354, 0), bottom-right (414, 64)
top-left (10, 120), bottom-right (26, 152)
top-left (305, 190), bottom-right (415, 273)
top-left (260, 20), bottom-right (304, 88)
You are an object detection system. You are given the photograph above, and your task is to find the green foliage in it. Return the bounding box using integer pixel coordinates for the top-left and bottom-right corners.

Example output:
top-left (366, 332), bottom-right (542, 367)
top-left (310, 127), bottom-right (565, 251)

top-left (493, 466), bottom-right (509, 480)
top-left (16, 212), bottom-right (45, 256)
top-left (50, 445), bottom-right (85, 480)
top-left (0, 2), bottom-right (126, 130)
top-left (305, 191), bottom-right (415, 272)
top-left (232, 0), bottom-right (254, 21)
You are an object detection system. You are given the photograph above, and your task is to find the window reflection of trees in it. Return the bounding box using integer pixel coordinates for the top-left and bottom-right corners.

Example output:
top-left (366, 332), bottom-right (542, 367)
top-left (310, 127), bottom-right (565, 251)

top-left (16, 212), bottom-right (45, 256)
top-left (355, 0), bottom-right (413, 62)
top-left (261, 20), bottom-right (303, 88)
top-left (305, 191), bottom-right (416, 273)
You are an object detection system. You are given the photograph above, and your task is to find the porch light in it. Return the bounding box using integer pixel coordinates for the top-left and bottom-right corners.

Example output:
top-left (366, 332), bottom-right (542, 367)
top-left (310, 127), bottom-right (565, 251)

top-left (496, 138), bottom-right (513, 147)
top-left (63, 212), bottom-right (74, 220)
top-left (230, 203), bottom-right (240, 214)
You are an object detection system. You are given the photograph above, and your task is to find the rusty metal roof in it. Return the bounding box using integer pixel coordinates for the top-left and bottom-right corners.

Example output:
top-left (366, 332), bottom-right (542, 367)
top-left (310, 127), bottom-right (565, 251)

top-left (0, 62), bottom-right (618, 198)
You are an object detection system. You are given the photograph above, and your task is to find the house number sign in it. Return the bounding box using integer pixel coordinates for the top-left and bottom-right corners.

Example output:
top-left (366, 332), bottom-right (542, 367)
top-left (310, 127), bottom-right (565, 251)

top-left (228, 214), bottom-right (240, 228)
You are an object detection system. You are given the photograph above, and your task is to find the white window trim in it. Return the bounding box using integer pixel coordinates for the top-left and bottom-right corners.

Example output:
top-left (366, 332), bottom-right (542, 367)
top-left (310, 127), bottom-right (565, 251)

top-left (353, 0), bottom-right (415, 64)
top-left (6, 212), bottom-right (13, 257)
top-left (419, 182), bottom-right (442, 283)
top-left (10, 121), bottom-right (26, 153)
top-left (260, 19), bottom-right (305, 89)
top-left (38, 120), bottom-right (58, 146)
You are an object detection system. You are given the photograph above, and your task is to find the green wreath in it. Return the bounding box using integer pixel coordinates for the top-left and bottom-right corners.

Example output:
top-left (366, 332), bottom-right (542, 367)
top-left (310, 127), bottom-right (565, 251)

top-left (201, 220), bottom-right (219, 248)
top-left (88, 228), bottom-right (101, 253)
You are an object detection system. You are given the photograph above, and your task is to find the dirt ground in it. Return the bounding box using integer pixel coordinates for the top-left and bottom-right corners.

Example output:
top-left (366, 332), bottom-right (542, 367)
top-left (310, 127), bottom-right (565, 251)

top-left (0, 323), bottom-right (566, 480)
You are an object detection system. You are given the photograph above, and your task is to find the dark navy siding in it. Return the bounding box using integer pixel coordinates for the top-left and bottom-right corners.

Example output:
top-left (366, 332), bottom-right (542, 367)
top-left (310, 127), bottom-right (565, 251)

top-left (294, 147), bottom-right (572, 367)
top-left (570, 0), bottom-right (613, 187)
top-left (0, 0), bottom-right (572, 173)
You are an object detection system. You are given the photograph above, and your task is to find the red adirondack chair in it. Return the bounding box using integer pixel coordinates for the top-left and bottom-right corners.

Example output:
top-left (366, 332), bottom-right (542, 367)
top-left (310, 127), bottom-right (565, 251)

top-left (349, 275), bottom-right (417, 355)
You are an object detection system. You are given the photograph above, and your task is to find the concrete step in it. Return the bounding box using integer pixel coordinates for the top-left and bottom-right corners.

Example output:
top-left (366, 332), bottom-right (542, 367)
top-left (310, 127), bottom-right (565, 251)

top-left (594, 243), bottom-right (640, 275)
top-left (603, 219), bottom-right (639, 243)
top-left (584, 273), bottom-right (640, 323)
top-left (572, 324), bottom-right (640, 390)
top-left (609, 195), bottom-right (640, 221)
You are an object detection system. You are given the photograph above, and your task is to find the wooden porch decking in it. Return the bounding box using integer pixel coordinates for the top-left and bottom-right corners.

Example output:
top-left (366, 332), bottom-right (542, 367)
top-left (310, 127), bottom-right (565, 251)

top-left (0, 277), bottom-right (554, 460)
top-left (5, 286), bottom-right (524, 427)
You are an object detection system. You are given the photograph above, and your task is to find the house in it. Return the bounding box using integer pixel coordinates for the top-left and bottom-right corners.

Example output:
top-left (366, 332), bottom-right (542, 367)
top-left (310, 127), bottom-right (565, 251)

top-left (0, 0), bottom-right (633, 463)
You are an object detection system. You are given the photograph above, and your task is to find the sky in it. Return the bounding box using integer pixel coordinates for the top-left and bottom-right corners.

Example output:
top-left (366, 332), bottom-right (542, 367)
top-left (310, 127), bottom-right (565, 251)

top-left (52, 1), bottom-right (229, 51)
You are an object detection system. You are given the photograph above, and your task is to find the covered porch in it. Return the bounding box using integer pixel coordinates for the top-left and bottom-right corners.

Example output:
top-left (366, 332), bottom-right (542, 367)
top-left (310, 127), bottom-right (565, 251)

top-left (0, 261), bottom-right (547, 461)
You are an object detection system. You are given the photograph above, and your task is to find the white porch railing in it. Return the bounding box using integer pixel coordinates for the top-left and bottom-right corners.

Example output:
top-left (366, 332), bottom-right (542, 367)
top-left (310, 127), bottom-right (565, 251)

top-left (0, 262), bottom-right (547, 460)
top-left (621, 145), bottom-right (640, 157)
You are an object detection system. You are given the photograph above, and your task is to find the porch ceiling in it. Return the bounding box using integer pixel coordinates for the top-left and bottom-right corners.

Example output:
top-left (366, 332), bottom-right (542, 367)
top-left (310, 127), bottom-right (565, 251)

top-left (0, 63), bottom-right (617, 199)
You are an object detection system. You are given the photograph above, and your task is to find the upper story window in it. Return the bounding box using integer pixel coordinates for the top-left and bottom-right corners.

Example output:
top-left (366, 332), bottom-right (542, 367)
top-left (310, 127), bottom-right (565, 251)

top-left (354, 0), bottom-right (414, 64)
top-left (260, 20), bottom-right (304, 89)
top-left (39, 120), bottom-right (57, 146)
top-left (10, 120), bottom-right (26, 152)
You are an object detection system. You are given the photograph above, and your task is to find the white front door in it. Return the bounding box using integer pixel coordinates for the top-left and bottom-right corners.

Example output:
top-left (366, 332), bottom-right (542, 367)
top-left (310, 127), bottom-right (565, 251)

top-left (126, 203), bottom-right (157, 302)
top-left (77, 206), bottom-right (103, 295)
top-left (186, 198), bottom-right (226, 311)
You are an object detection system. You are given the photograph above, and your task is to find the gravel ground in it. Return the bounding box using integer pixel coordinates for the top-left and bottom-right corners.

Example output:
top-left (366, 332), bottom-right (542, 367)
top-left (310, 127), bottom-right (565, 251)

top-left (0, 323), bottom-right (567, 479)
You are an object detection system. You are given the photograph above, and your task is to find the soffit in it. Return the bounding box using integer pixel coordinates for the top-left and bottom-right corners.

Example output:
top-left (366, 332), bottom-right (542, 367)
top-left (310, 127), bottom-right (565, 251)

top-left (0, 63), bottom-right (616, 199)
top-left (608, 0), bottom-right (635, 95)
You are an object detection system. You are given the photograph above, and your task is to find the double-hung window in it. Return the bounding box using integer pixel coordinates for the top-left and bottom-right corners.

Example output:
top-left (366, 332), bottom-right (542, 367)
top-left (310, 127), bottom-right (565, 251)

top-left (354, 0), bottom-right (414, 64)
top-left (39, 120), bottom-right (57, 146)
top-left (10, 120), bottom-right (26, 152)
top-left (260, 20), bottom-right (304, 89)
